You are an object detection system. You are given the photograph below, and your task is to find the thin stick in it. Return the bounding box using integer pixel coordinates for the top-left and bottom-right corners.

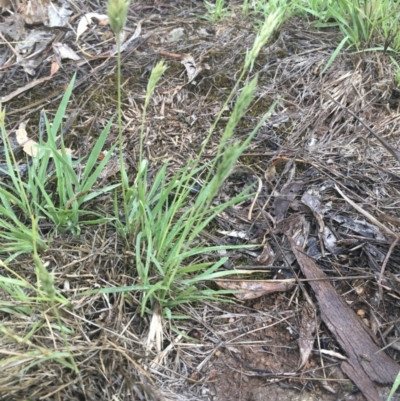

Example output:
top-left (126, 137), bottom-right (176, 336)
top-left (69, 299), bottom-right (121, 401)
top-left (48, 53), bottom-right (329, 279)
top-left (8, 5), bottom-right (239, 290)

top-left (334, 184), bottom-right (398, 239)
top-left (378, 236), bottom-right (399, 302)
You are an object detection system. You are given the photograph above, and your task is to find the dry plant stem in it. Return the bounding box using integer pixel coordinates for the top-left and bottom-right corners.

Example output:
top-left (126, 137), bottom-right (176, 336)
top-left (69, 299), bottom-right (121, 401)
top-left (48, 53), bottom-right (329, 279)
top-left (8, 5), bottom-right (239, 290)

top-left (116, 34), bottom-right (127, 193)
top-left (322, 92), bottom-right (400, 163)
top-left (157, 50), bottom-right (182, 59)
top-left (377, 236), bottom-right (399, 302)
top-left (247, 175), bottom-right (262, 220)
top-left (1, 75), bottom-right (53, 103)
top-left (0, 30), bottom-right (20, 58)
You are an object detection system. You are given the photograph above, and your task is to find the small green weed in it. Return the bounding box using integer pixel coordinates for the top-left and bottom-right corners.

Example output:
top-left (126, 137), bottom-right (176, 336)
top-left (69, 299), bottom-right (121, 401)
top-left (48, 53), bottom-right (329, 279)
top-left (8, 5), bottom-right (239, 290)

top-left (203, 0), bottom-right (227, 22)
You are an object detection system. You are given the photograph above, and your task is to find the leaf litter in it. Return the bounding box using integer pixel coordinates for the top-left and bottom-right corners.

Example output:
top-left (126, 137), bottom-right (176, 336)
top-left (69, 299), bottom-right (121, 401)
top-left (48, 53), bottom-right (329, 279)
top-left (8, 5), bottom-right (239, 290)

top-left (1, 1), bottom-right (400, 401)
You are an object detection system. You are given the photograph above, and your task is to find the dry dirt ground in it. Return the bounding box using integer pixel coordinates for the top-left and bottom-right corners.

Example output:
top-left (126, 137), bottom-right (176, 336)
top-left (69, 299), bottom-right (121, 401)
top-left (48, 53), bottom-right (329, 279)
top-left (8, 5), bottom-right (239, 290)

top-left (1, 1), bottom-right (400, 401)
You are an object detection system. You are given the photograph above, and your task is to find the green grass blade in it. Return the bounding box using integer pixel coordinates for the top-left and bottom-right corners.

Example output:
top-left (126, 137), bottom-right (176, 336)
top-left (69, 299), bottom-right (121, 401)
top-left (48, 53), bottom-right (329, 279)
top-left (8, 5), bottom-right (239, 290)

top-left (50, 73), bottom-right (76, 137)
top-left (388, 371), bottom-right (400, 401)
top-left (81, 118), bottom-right (113, 182)
top-left (321, 35), bottom-right (349, 76)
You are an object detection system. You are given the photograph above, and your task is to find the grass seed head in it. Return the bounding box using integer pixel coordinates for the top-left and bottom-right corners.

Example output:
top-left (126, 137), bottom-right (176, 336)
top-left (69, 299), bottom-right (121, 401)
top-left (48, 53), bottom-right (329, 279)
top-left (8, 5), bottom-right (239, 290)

top-left (107, 0), bottom-right (130, 34)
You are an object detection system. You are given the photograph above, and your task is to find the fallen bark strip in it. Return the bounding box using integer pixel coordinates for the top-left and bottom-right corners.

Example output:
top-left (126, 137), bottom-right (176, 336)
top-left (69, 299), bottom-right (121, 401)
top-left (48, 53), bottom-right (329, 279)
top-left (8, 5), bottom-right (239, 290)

top-left (288, 238), bottom-right (400, 401)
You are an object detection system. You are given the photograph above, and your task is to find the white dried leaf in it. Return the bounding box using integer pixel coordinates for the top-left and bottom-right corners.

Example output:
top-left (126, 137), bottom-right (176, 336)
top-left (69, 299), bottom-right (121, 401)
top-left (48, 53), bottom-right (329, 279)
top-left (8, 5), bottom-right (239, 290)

top-left (76, 13), bottom-right (109, 41)
top-left (16, 123), bottom-right (40, 157)
top-left (217, 230), bottom-right (250, 239)
top-left (53, 42), bottom-right (81, 60)
top-left (16, 122), bottom-right (72, 157)
top-left (48, 0), bottom-right (72, 27)
top-left (181, 54), bottom-right (201, 83)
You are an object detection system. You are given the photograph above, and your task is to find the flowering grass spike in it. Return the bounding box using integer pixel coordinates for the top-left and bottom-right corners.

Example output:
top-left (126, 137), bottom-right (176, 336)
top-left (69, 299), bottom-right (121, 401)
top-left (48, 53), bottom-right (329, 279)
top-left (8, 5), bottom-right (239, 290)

top-left (107, 0), bottom-right (130, 34)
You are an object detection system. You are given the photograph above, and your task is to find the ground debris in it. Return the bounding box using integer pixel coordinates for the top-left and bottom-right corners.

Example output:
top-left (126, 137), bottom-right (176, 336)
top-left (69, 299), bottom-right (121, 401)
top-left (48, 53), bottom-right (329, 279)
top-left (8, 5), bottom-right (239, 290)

top-left (3, 2), bottom-right (400, 401)
top-left (288, 233), bottom-right (400, 401)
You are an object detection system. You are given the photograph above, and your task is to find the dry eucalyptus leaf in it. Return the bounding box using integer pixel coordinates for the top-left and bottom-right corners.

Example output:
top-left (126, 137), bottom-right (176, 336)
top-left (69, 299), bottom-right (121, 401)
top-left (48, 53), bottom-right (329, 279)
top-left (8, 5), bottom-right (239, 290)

top-left (214, 279), bottom-right (295, 300)
top-left (146, 302), bottom-right (163, 352)
top-left (15, 122), bottom-right (72, 157)
top-left (20, 0), bottom-right (71, 26)
top-left (53, 42), bottom-right (81, 61)
top-left (50, 55), bottom-right (60, 76)
top-left (16, 123), bottom-right (40, 157)
top-left (273, 180), bottom-right (303, 221)
top-left (257, 241), bottom-right (275, 265)
top-left (298, 301), bottom-right (317, 369)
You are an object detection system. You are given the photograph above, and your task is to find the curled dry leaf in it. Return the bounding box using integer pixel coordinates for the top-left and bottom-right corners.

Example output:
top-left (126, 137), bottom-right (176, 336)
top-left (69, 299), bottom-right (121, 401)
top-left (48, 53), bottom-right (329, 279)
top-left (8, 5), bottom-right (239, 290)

top-left (112, 21), bottom-right (142, 55)
top-left (301, 188), bottom-right (339, 253)
top-left (146, 302), bottom-right (163, 353)
top-left (76, 13), bottom-right (109, 41)
top-left (50, 55), bottom-right (60, 76)
top-left (53, 43), bottom-right (81, 61)
top-left (181, 54), bottom-right (201, 83)
top-left (214, 279), bottom-right (295, 300)
top-left (319, 349), bottom-right (347, 360)
top-left (298, 301), bottom-right (317, 369)
top-left (301, 188), bottom-right (325, 231)
top-left (16, 122), bottom-right (72, 157)
top-left (16, 123), bottom-right (40, 157)
top-left (257, 241), bottom-right (275, 265)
